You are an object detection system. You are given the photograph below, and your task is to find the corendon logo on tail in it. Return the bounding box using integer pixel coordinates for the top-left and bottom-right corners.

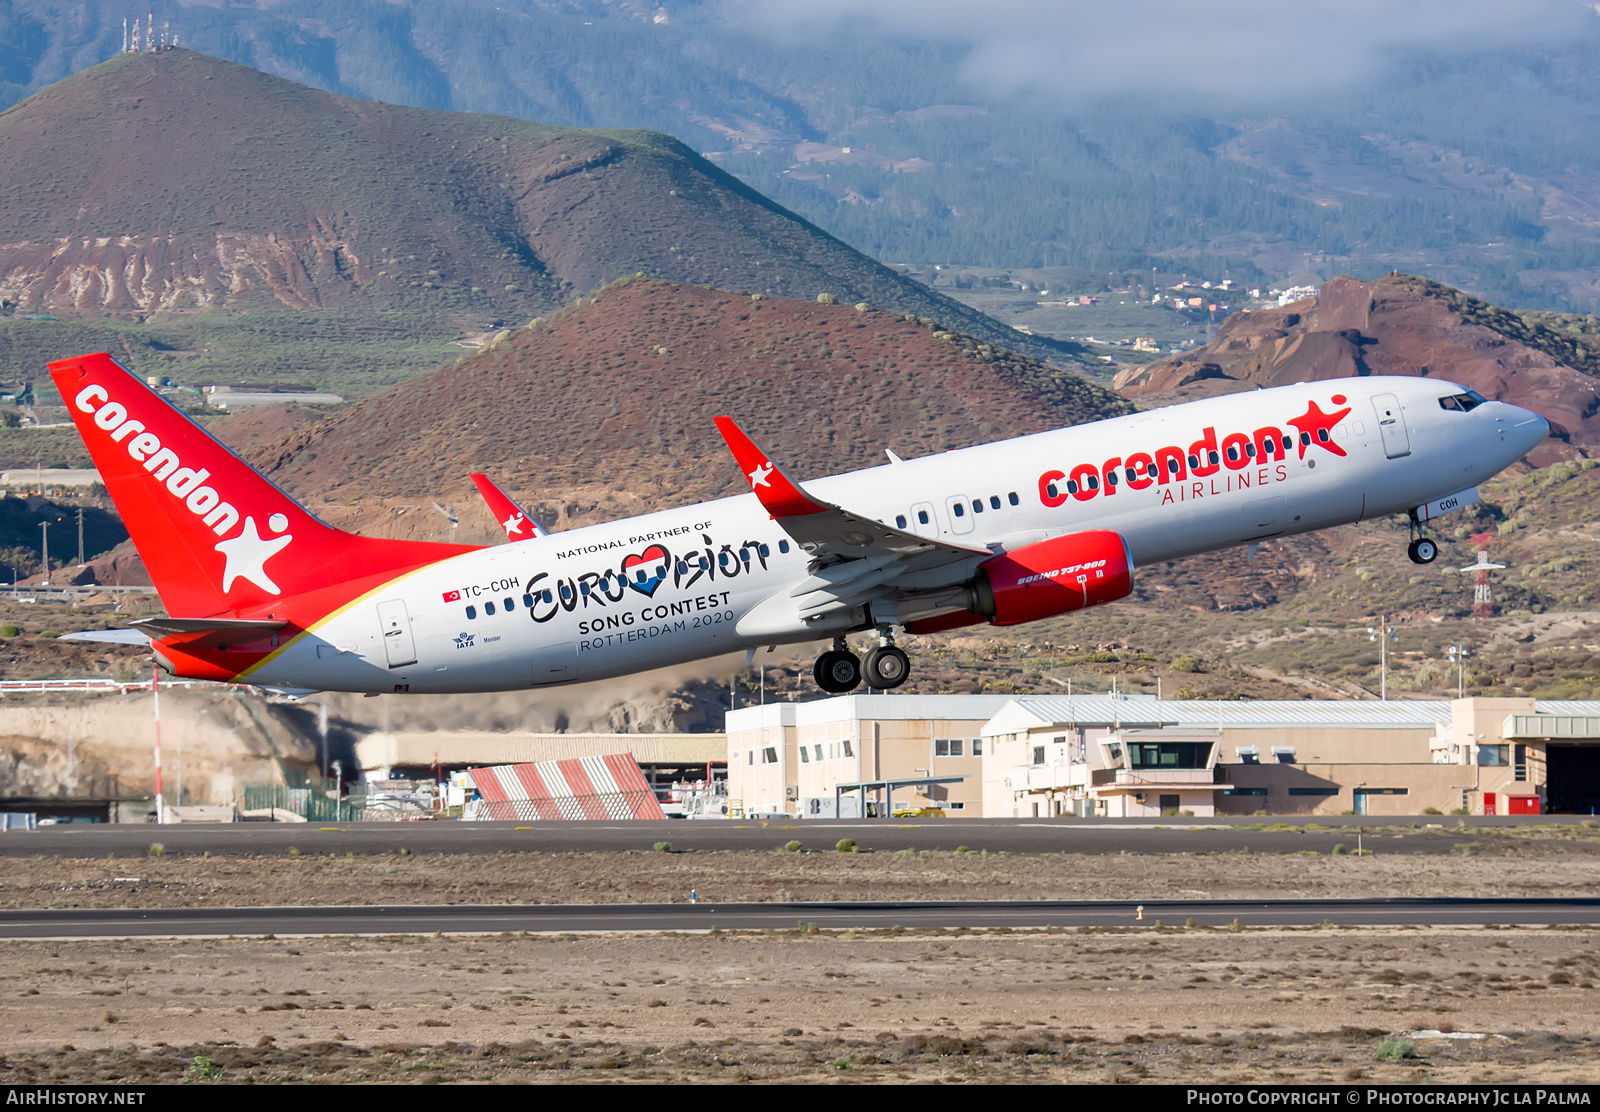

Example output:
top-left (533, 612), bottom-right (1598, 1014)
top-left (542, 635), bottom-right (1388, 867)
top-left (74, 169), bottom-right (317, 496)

top-left (72, 384), bottom-right (293, 595)
top-left (1037, 393), bottom-right (1354, 509)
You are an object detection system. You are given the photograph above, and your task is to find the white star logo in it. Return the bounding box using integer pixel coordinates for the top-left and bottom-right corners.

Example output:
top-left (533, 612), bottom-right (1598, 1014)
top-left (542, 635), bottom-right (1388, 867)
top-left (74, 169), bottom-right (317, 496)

top-left (502, 511), bottom-right (528, 538)
top-left (213, 516), bottom-right (293, 594)
top-left (748, 461), bottom-right (775, 489)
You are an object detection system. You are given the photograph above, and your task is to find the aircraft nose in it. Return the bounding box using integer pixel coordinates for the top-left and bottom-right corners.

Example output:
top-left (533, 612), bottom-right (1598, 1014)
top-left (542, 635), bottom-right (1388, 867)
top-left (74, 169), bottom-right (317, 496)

top-left (1502, 403), bottom-right (1550, 457)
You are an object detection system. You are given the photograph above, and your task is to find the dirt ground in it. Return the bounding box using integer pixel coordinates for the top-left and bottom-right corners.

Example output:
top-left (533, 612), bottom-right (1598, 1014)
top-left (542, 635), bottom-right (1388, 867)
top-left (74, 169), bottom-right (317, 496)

top-left (1, 844), bottom-right (1599, 1082)
top-left (4, 836), bottom-right (1600, 910)
top-left (1, 927), bottom-right (1597, 1084)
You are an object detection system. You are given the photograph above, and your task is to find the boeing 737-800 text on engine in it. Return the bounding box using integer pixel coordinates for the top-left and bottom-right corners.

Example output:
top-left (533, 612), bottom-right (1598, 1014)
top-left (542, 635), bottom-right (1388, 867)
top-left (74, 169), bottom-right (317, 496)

top-left (50, 352), bottom-right (1548, 695)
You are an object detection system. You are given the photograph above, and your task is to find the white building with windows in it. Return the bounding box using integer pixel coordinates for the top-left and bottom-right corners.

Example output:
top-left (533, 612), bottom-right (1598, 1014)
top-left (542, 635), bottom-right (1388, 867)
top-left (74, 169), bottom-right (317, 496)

top-left (725, 695), bottom-right (1014, 818)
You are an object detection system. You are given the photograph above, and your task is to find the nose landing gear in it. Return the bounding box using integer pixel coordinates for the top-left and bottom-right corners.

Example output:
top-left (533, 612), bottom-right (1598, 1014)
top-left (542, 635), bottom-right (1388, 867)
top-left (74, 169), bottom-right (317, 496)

top-left (813, 632), bottom-right (914, 693)
top-left (1406, 511), bottom-right (1439, 565)
top-left (1407, 537), bottom-right (1438, 565)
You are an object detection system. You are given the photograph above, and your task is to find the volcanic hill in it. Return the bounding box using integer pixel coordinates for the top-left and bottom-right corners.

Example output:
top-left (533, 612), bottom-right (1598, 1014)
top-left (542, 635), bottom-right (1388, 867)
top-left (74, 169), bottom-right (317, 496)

top-left (1114, 274), bottom-right (1600, 464)
top-left (228, 278), bottom-right (1130, 540)
top-left (0, 48), bottom-right (1078, 393)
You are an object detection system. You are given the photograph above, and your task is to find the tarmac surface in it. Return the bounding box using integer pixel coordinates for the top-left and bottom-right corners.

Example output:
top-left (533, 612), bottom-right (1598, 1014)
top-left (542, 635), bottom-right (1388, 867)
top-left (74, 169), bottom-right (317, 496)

top-left (3, 897), bottom-right (1598, 938)
top-left (1, 814), bottom-right (1591, 858)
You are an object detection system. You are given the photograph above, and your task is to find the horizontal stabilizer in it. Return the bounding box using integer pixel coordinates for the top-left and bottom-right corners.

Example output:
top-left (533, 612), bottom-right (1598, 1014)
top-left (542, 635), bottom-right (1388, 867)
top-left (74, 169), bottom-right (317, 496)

top-left (131, 617), bottom-right (288, 638)
top-left (60, 629), bottom-right (149, 645)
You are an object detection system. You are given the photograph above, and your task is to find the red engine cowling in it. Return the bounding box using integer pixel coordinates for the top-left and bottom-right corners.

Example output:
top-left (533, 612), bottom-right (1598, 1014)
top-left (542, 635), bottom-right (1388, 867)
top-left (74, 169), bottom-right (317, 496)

top-left (976, 529), bottom-right (1133, 625)
top-left (901, 530), bottom-right (1134, 633)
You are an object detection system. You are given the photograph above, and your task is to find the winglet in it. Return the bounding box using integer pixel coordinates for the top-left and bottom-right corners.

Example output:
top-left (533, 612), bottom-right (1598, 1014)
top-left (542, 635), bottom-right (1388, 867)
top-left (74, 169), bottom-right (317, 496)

top-left (469, 473), bottom-right (547, 541)
top-left (713, 417), bottom-right (828, 518)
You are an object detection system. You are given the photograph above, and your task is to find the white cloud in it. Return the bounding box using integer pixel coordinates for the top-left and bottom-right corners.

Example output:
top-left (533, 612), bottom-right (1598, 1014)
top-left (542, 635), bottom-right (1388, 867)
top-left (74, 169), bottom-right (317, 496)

top-left (733, 0), bottom-right (1595, 103)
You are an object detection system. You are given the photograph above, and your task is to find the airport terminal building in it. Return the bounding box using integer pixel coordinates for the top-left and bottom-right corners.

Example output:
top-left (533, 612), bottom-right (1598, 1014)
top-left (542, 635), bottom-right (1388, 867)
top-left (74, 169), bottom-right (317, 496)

top-left (726, 694), bottom-right (1600, 818)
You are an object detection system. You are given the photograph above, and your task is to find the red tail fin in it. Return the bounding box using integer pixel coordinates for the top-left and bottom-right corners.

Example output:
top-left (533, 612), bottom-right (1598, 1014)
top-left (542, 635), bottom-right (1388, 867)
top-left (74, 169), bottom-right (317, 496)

top-left (469, 473), bottom-right (547, 541)
top-left (49, 353), bottom-right (480, 619)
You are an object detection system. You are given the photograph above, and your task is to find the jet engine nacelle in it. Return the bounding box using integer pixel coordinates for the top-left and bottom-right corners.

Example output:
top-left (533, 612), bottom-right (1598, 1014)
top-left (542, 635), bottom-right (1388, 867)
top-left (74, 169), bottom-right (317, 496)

top-left (973, 529), bottom-right (1133, 625)
top-left (905, 530), bottom-right (1134, 633)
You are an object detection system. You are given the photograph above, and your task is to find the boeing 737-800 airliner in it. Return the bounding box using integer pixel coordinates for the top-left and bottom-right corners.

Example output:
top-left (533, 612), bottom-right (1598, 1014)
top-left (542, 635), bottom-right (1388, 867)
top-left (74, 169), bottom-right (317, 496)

top-left (50, 352), bottom-right (1547, 695)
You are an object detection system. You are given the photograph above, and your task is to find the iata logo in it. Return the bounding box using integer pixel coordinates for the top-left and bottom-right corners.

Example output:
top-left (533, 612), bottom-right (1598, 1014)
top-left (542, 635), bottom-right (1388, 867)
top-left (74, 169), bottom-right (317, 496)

top-left (1038, 394), bottom-right (1353, 508)
top-left (73, 384), bottom-right (294, 596)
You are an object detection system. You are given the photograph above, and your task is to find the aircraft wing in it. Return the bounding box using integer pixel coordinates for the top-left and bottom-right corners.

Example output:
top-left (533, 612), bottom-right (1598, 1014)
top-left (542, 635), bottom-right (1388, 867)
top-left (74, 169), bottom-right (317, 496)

top-left (469, 473), bottom-right (548, 541)
top-left (714, 417), bottom-right (992, 626)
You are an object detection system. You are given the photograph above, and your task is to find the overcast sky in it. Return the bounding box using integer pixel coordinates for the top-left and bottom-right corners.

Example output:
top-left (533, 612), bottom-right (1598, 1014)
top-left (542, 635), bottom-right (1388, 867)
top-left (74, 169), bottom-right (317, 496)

top-left (734, 0), bottom-right (1598, 105)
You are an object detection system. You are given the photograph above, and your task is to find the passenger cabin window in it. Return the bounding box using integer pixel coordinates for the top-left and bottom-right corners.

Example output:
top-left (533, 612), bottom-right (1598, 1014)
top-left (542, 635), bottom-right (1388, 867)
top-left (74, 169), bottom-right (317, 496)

top-left (504, 597), bottom-right (515, 611)
top-left (778, 540), bottom-right (791, 553)
top-left (896, 514), bottom-right (908, 529)
top-left (466, 605), bottom-right (477, 619)
top-left (971, 499), bottom-right (983, 514)
top-left (1007, 492), bottom-right (1019, 505)
top-left (485, 601), bottom-right (495, 615)
top-left (522, 593), bottom-right (535, 608)
top-left (990, 495), bottom-right (1001, 509)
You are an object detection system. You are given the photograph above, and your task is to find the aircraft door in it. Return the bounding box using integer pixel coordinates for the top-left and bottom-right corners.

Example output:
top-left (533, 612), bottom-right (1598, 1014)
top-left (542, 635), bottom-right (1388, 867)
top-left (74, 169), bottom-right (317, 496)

top-left (1372, 393), bottom-right (1411, 458)
top-left (376, 599), bottom-right (417, 667)
top-left (908, 501), bottom-right (939, 539)
top-left (944, 494), bottom-right (975, 535)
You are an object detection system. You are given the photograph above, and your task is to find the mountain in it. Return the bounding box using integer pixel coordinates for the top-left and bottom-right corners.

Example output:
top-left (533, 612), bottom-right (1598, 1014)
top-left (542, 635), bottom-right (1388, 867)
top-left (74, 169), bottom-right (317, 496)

top-left (1113, 274), bottom-right (1600, 464)
top-left (0, 48), bottom-right (1080, 398)
top-left (238, 277), bottom-right (1130, 531)
top-left (6, 2), bottom-right (1600, 312)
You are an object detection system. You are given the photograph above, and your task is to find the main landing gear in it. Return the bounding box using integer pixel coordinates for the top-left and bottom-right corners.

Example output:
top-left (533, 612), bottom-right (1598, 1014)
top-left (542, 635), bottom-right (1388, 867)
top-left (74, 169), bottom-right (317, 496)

top-left (813, 633), bottom-right (912, 694)
top-left (1406, 511), bottom-right (1439, 565)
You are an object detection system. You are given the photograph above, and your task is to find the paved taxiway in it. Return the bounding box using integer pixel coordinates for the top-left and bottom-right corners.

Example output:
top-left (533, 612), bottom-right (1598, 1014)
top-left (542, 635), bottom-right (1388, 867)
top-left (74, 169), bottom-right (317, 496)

top-left (3, 897), bottom-right (1597, 939)
top-left (2, 815), bottom-right (1586, 858)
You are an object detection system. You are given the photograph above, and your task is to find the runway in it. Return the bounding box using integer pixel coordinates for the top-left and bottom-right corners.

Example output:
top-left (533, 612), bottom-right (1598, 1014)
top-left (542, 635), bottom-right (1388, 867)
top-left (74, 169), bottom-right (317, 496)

top-left (3, 897), bottom-right (1597, 939)
top-left (3, 814), bottom-right (1590, 858)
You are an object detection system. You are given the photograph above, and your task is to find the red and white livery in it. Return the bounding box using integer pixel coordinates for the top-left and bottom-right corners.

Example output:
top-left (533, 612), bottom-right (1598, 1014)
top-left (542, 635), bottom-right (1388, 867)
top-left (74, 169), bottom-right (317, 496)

top-left (52, 352), bottom-right (1548, 695)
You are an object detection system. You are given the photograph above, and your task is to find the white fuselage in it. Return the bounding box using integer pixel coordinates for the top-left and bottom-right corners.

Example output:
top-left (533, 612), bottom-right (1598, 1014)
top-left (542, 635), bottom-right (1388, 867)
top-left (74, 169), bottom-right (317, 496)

top-left (246, 377), bottom-right (1547, 693)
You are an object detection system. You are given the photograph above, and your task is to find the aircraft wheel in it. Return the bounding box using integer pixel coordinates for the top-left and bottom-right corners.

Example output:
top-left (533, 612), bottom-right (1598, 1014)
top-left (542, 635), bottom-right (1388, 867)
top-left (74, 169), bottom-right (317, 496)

top-left (864, 645), bottom-right (911, 689)
top-left (1408, 538), bottom-right (1438, 565)
top-left (814, 650), bottom-right (862, 694)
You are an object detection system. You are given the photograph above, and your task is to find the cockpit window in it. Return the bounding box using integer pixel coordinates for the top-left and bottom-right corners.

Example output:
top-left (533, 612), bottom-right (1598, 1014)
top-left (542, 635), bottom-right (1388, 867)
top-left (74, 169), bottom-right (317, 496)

top-left (1439, 390), bottom-right (1488, 412)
